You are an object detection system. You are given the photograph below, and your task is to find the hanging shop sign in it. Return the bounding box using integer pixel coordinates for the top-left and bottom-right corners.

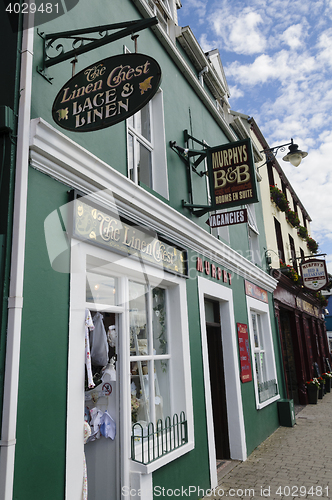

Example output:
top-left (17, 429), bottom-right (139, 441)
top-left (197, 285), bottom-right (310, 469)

top-left (237, 323), bottom-right (252, 383)
top-left (52, 53), bottom-right (162, 132)
top-left (72, 198), bottom-right (187, 276)
top-left (300, 259), bottom-right (328, 291)
top-left (206, 138), bottom-right (258, 210)
top-left (206, 208), bottom-right (247, 228)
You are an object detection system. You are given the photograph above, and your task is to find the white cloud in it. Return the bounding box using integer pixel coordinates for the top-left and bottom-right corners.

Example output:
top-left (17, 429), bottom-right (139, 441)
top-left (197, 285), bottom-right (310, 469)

top-left (228, 85), bottom-right (244, 99)
top-left (178, 0), bottom-right (332, 271)
top-left (280, 24), bottom-right (304, 50)
top-left (209, 9), bottom-right (267, 54)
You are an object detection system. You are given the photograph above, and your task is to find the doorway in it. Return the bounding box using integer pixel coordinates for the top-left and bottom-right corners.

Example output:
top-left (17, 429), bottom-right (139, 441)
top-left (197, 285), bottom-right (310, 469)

top-left (205, 299), bottom-right (230, 460)
top-left (84, 311), bottom-right (120, 499)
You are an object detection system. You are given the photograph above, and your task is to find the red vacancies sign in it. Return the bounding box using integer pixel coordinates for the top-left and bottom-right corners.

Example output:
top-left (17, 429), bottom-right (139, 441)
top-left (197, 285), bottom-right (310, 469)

top-left (207, 209), bottom-right (247, 228)
top-left (300, 259), bottom-right (328, 291)
top-left (206, 138), bottom-right (258, 210)
top-left (237, 323), bottom-right (252, 383)
top-left (52, 53), bottom-right (161, 132)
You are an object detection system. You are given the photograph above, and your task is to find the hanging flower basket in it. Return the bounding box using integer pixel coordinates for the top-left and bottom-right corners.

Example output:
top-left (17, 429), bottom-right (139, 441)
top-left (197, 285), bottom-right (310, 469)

top-left (286, 209), bottom-right (300, 227)
top-left (307, 236), bottom-right (319, 253)
top-left (297, 225), bottom-right (308, 239)
top-left (315, 292), bottom-right (328, 307)
top-left (270, 185), bottom-right (289, 212)
top-left (280, 260), bottom-right (299, 283)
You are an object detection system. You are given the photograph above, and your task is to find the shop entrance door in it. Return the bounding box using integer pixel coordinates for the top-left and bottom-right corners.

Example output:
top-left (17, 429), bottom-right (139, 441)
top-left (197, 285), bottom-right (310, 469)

top-left (205, 300), bottom-right (230, 460)
top-left (85, 312), bottom-right (120, 499)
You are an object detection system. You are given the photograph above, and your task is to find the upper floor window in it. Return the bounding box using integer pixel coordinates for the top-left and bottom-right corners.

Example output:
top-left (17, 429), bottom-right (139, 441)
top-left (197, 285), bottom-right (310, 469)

top-left (127, 89), bottom-right (169, 199)
top-left (247, 204), bottom-right (261, 266)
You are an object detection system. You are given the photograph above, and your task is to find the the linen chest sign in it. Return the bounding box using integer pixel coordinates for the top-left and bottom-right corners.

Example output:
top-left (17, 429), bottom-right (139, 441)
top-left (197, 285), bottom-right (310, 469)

top-left (73, 199), bottom-right (187, 275)
top-left (52, 53), bottom-right (161, 132)
top-left (206, 138), bottom-right (258, 210)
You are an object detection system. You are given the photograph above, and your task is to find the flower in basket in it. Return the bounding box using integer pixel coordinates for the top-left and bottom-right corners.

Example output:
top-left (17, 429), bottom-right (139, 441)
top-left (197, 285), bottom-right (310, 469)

top-left (306, 378), bottom-right (320, 388)
top-left (285, 209), bottom-right (300, 227)
top-left (306, 236), bottom-right (319, 254)
top-left (323, 372), bottom-right (332, 379)
top-left (297, 225), bottom-right (308, 239)
top-left (318, 376), bottom-right (325, 385)
top-left (270, 185), bottom-right (289, 212)
top-left (280, 260), bottom-right (299, 282)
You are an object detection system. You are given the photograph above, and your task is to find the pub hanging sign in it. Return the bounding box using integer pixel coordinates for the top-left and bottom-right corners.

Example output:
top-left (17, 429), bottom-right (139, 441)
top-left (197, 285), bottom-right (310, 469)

top-left (52, 53), bottom-right (162, 132)
top-left (206, 138), bottom-right (259, 210)
top-left (300, 259), bottom-right (328, 291)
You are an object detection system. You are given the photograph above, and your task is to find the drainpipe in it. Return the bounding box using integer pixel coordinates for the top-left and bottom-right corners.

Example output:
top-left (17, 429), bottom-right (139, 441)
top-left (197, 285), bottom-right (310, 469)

top-left (198, 66), bottom-right (208, 86)
top-left (0, 16), bottom-right (34, 500)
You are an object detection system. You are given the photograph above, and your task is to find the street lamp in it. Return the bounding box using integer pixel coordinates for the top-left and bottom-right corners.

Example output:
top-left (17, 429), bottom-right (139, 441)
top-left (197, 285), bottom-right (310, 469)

top-left (261, 139), bottom-right (308, 167)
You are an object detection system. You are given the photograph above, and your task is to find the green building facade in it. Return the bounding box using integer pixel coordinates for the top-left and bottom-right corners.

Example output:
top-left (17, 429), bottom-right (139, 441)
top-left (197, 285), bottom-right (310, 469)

top-left (0, 1), bottom-right (286, 499)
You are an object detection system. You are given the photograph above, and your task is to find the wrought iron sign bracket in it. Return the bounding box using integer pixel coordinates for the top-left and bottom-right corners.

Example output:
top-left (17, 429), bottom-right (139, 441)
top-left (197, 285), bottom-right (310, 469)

top-left (37, 17), bottom-right (158, 83)
top-left (170, 129), bottom-right (212, 217)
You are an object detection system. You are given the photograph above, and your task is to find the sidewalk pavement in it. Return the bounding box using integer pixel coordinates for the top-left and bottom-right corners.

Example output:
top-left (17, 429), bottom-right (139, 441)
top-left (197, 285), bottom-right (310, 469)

top-left (204, 392), bottom-right (332, 500)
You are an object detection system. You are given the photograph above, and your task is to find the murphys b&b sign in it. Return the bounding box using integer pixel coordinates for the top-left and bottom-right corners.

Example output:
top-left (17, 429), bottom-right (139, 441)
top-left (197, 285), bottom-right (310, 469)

top-left (300, 259), bottom-right (328, 291)
top-left (52, 53), bottom-right (161, 132)
top-left (206, 138), bottom-right (258, 210)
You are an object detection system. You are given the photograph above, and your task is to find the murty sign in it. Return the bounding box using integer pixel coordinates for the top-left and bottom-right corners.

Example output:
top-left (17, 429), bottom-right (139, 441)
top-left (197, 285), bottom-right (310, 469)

top-left (52, 53), bottom-right (161, 132)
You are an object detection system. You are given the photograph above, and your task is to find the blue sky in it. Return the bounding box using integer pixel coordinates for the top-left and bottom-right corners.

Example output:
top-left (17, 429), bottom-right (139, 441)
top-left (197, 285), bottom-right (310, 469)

top-left (178, 0), bottom-right (332, 273)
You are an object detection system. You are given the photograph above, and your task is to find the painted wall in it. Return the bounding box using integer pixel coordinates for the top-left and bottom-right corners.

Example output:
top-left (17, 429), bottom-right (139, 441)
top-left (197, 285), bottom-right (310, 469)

top-left (13, 168), bottom-right (70, 499)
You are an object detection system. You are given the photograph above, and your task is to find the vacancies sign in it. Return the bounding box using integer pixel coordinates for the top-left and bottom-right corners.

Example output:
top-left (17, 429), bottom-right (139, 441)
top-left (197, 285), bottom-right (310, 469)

top-left (206, 138), bottom-right (258, 210)
top-left (52, 53), bottom-right (161, 132)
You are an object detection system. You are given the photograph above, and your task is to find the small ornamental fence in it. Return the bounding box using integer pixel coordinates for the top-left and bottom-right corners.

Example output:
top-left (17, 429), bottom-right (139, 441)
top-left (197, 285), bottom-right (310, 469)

top-left (131, 412), bottom-right (188, 465)
top-left (258, 379), bottom-right (278, 403)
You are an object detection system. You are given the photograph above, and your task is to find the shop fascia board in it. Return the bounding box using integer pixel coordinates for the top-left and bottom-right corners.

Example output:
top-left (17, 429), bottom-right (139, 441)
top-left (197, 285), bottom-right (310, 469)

top-left (29, 117), bottom-right (277, 293)
top-left (131, 0), bottom-right (237, 142)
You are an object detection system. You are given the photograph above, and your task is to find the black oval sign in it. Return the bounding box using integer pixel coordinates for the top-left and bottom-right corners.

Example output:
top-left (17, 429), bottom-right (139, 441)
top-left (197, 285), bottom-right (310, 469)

top-left (52, 53), bottom-right (162, 132)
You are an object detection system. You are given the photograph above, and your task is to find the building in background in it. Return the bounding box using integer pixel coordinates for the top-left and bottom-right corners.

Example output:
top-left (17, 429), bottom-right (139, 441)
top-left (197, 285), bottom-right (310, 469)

top-left (248, 118), bottom-right (331, 406)
top-left (0, 2), bottom-right (294, 500)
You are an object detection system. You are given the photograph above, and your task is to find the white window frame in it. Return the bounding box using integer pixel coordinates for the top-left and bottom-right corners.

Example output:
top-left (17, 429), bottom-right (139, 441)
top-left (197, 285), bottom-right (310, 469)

top-left (126, 87), bottom-right (169, 199)
top-left (246, 296), bottom-right (280, 410)
top-left (66, 239), bottom-right (193, 499)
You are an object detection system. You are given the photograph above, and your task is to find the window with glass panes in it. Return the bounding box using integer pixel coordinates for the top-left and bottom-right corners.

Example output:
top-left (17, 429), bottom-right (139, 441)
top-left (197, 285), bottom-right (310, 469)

top-left (249, 308), bottom-right (279, 405)
top-left (126, 89), bottom-right (169, 199)
top-left (127, 105), bottom-right (153, 189)
top-left (251, 312), bottom-right (266, 386)
top-left (129, 281), bottom-right (170, 427)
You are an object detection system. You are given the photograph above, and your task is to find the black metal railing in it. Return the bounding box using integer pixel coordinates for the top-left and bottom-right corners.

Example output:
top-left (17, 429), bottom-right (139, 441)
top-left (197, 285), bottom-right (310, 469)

top-left (131, 411), bottom-right (188, 465)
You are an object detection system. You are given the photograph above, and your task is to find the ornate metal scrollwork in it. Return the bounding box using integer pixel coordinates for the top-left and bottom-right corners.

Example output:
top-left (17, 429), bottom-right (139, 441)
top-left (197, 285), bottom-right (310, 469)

top-left (37, 17), bottom-right (158, 82)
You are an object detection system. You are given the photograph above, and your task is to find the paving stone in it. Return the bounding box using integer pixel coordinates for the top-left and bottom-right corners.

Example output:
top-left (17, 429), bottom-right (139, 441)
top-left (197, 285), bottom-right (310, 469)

top-left (204, 393), bottom-right (332, 500)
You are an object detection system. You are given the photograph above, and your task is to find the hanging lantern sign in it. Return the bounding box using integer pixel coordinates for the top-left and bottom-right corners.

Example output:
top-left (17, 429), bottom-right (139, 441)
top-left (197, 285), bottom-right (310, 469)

top-left (300, 259), bottom-right (328, 291)
top-left (52, 52), bottom-right (161, 132)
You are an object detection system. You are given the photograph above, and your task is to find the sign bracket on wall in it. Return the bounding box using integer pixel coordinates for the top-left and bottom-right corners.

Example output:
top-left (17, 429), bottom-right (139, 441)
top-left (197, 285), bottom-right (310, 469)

top-left (170, 129), bottom-right (212, 216)
top-left (37, 17), bottom-right (158, 82)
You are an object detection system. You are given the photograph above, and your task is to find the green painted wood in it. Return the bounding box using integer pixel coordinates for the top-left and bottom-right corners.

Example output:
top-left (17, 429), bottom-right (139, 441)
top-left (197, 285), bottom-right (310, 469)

top-left (13, 168), bottom-right (70, 499)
